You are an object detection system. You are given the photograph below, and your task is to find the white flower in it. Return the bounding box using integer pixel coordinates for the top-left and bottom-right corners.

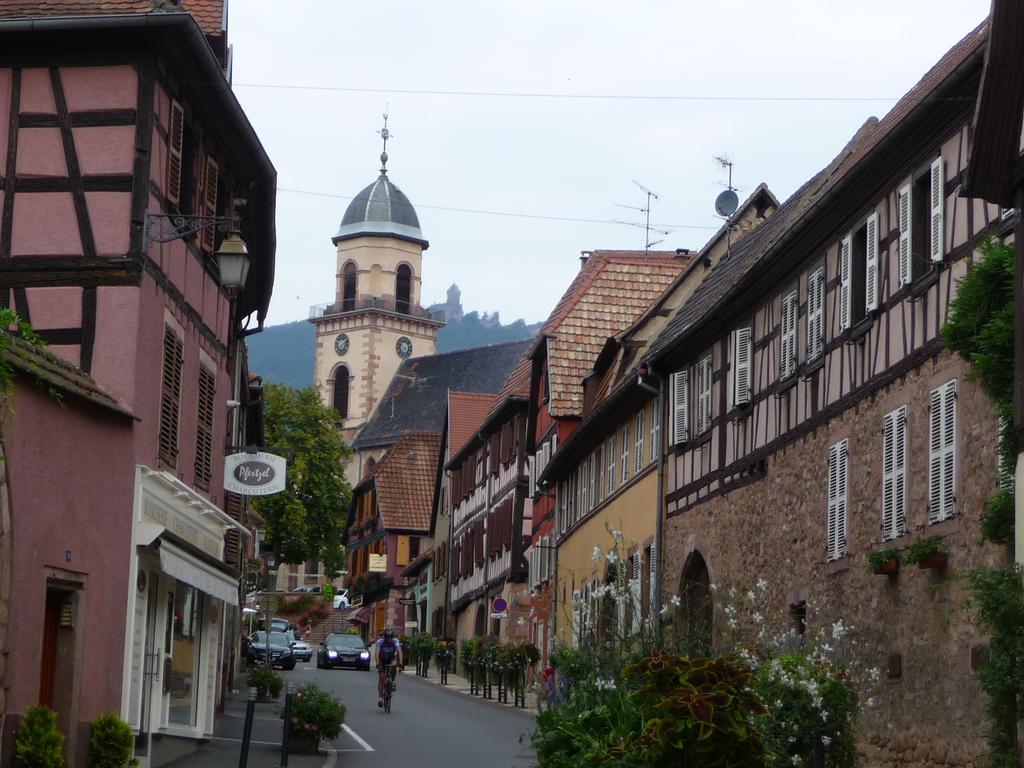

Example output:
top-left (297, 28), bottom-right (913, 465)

top-left (660, 604), bottom-right (670, 616)
top-left (756, 577), bottom-right (768, 591)
top-left (592, 546), bottom-right (602, 562)
top-left (606, 550), bottom-right (619, 564)
top-left (791, 755), bottom-right (802, 766)
top-left (821, 735), bottom-right (832, 747)
top-left (709, 583), bottom-right (717, 591)
top-left (747, 590), bottom-right (756, 603)
top-left (611, 529), bottom-right (624, 542)
top-left (668, 595), bottom-right (681, 608)
top-left (752, 611), bottom-right (763, 624)
top-left (594, 677), bottom-right (617, 691)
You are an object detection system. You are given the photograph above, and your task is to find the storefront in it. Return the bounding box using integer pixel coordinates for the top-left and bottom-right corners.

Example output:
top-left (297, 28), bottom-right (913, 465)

top-left (120, 468), bottom-right (246, 768)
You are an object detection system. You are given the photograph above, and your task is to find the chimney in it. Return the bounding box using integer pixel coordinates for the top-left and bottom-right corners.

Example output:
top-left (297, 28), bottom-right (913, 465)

top-left (579, 251), bottom-right (591, 269)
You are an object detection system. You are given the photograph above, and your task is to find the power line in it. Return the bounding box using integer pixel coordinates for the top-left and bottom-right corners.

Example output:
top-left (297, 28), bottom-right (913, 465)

top-left (276, 187), bottom-right (719, 230)
top-left (235, 82), bottom-right (906, 103)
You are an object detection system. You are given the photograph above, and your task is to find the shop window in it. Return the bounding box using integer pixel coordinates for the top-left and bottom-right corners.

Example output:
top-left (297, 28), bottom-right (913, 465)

top-left (168, 582), bottom-right (202, 726)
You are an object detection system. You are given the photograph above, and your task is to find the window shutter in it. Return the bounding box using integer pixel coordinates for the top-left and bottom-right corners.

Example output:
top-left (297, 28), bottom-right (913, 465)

top-left (827, 440), bottom-right (848, 561)
top-left (607, 435), bottom-right (616, 496)
top-left (698, 354), bottom-right (712, 433)
top-left (528, 455), bottom-right (536, 498)
top-left (651, 396), bottom-right (661, 459)
top-left (670, 370), bottom-right (689, 445)
top-left (839, 234), bottom-right (852, 330)
top-left (807, 267), bottom-right (824, 360)
top-left (930, 157), bottom-right (944, 262)
top-left (780, 290), bottom-right (797, 380)
top-left (396, 535), bottom-right (410, 566)
top-left (648, 542), bottom-right (657, 613)
top-left (733, 328), bottom-right (752, 407)
top-left (631, 553), bottom-right (642, 634)
top-left (200, 156), bottom-right (219, 251)
top-left (882, 409), bottom-right (895, 540)
top-left (929, 380), bottom-right (957, 522)
top-left (928, 386), bottom-right (943, 523)
top-left (194, 366), bottom-right (216, 490)
top-left (898, 185), bottom-right (912, 285)
top-left (865, 212), bottom-right (880, 311)
top-left (158, 328), bottom-right (184, 466)
top-left (166, 100), bottom-right (184, 206)
top-left (634, 410), bottom-right (644, 473)
top-left (837, 440), bottom-right (848, 559)
top-left (571, 590), bottom-right (581, 648)
top-left (620, 424), bottom-right (630, 484)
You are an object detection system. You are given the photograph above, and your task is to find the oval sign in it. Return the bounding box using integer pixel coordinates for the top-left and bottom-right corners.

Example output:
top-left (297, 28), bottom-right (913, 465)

top-left (233, 461), bottom-right (275, 486)
top-left (224, 452), bottom-right (287, 496)
top-left (492, 597), bottom-right (507, 613)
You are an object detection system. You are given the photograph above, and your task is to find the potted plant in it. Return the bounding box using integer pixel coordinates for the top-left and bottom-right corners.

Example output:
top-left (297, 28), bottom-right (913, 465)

top-left (87, 713), bottom-right (138, 768)
top-left (865, 548), bottom-right (901, 575)
top-left (904, 535), bottom-right (947, 570)
top-left (247, 664), bottom-right (283, 702)
top-left (287, 683), bottom-right (346, 755)
top-left (14, 706), bottom-right (64, 768)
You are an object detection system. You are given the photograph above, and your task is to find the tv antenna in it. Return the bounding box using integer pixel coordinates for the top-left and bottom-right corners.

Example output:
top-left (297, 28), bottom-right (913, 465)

top-left (713, 155), bottom-right (739, 259)
top-left (614, 180), bottom-right (670, 254)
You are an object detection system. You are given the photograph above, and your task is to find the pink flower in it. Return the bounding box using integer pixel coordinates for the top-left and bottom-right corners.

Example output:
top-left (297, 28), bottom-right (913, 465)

top-left (311, 725), bottom-right (318, 732)
top-left (291, 717), bottom-right (298, 724)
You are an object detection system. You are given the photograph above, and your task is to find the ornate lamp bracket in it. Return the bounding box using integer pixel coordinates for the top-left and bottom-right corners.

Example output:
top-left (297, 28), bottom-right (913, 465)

top-left (143, 211), bottom-right (235, 247)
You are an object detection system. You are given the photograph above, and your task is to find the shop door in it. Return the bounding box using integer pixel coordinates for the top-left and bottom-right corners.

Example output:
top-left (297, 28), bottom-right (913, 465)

top-left (135, 578), bottom-right (160, 760)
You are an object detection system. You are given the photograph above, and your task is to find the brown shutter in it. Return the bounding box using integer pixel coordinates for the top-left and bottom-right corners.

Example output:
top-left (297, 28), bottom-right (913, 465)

top-left (490, 432), bottom-right (500, 475)
top-left (166, 100), bottom-right (184, 206)
top-left (475, 519), bottom-right (485, 565)
top-left (194, 366), bottom-right (216, 490)
top-left (200, 155), bottom-right (219, 251)
top-left (158, 328), bottom-right (184, 466)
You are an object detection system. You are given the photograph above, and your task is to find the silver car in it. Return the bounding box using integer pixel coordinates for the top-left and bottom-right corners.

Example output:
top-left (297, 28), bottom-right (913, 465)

top-left (286, 630), bottom-right (313, 662)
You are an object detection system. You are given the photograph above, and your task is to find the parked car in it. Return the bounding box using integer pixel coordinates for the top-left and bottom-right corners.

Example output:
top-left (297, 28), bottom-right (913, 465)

top-left (317, 633), bottom-right (371, 670)
top-left (256, 617), bottom-right (291, 633)
top-left (332, 590), bottom-right (350, 609)
top-left (247, 631), bottom-right (296, 670)
top-left (286, 630), bottom-right (313, 662)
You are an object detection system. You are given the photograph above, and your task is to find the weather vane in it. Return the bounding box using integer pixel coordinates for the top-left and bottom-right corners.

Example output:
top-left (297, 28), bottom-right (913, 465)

top-left (378, 107), bottom-right (391, 173)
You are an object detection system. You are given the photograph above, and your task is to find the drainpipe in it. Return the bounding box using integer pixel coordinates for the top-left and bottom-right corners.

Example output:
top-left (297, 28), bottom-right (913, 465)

top-left (636, 364), bottom-right (665, 630)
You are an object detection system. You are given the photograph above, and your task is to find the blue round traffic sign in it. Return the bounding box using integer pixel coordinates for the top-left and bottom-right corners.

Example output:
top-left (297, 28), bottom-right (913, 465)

top-left (492, 597), bottom-right (507, 613)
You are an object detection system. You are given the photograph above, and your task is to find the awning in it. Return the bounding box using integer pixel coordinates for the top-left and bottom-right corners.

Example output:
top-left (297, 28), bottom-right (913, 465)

top-left (160, 543), bottom-right (239, 605)
top-left (349, 607), bottom-right (371, 625)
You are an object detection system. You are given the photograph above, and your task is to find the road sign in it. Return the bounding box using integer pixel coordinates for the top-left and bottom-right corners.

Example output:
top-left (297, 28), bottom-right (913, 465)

top-left (490, 612), bottom-right (508, 620)
top-left (405, 621), bottom-right (418, 629)
top-left (369, 554), bottom-right (387, 572)
top-left (492, 597), bottom-right (507, 613)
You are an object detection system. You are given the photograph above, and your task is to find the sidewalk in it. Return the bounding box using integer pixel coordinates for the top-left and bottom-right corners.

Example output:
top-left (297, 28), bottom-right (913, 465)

top-left (405, 665), bottom-right (540, 715)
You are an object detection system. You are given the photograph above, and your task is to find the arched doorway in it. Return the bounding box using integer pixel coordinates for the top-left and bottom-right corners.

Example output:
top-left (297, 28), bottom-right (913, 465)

top-left (395, 264), bottom-right (412, 314)
top-left (679, 551), bottom-right (713, 653)
top-left (331, 366), bottom-right (349, 419)
top-left (473, 604), bottom-right (486, 637)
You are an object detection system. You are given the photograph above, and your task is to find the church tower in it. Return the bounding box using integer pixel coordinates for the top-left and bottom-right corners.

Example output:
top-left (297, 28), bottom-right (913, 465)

top-left (311, 122), bottom-right (443, 453)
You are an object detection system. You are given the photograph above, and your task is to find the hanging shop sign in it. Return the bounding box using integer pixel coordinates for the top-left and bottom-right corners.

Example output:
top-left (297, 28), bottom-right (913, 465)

top-left (224, 452), bottom-right (287, 496)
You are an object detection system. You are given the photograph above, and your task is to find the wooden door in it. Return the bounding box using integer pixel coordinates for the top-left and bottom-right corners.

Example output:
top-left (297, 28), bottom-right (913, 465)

top-left (39, 591), bottom-right (60, 707)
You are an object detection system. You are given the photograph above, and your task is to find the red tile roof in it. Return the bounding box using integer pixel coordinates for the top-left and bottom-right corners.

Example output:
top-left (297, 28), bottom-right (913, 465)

top-left (373, 431), bottom-right (442, 532)
top-left (541, 251), bottom-right (687, 417)
top-left (448, 391), bottom-right (497, 456)
top-left (0, 1), bottom-right (224, 36)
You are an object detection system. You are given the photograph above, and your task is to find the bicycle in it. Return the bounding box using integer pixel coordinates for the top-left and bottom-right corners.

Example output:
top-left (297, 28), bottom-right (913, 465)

top-left (380, 664), bottom-right (398, 714)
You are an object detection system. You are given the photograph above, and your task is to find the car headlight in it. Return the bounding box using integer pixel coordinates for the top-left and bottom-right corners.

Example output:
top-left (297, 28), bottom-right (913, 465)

top-left (327, 650), bottom-right (338, 658)
top-left (360, 651), bottom-right (370, 660)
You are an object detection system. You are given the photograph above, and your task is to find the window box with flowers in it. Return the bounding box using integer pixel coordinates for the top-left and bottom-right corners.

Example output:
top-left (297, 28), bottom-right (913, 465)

top-left (865, 548), bottom-right (901, 576)
top-left (287, 683), bottom-right (346, 755)
top-left (904, 535), bottom-right (947, 570)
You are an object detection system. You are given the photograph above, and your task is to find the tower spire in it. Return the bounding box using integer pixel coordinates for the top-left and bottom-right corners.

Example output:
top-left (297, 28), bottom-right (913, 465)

top-left (378, 108), bottom-right (391, 174)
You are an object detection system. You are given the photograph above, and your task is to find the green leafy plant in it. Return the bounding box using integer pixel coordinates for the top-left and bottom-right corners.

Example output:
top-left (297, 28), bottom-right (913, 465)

top-left (983, 489), bottom-right (1014, 545)
top-left (247, 665), bottom-right (283, 699)
top-left (87, 714), bottom-right (137, 768)
top-left (865, 547), bottom-right (901, 572)
top-left (460, 636), bottom-right (480, 676)
top-left (15, 706), bottom-right (64, 768)
top-left (903, 536), bottom-right (943, 566)
top-left (288, 683), bottom-right (346, 742)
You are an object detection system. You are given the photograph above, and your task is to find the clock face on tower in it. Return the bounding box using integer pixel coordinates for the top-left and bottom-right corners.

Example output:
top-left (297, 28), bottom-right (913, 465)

top-left (396, 336), bottom-right (413, 359)
top-left (334, 333), bottom-right (349, 356)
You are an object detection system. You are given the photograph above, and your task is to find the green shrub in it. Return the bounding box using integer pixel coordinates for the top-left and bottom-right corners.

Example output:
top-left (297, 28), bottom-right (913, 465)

top-left (87, 714), bottom-right (137, 768)
top-left (15, 706), bottom-right (64, 768)
top-left (903, 535), bottom-right (942, 565)
top-left (983, 489), bottom-right (1015, 545)
top-left (247, 665), bottom-right (283, 698)
top-left (865, 548), bottom-right (901, 572)
top-left (289, 684), bottom-right (345, 742)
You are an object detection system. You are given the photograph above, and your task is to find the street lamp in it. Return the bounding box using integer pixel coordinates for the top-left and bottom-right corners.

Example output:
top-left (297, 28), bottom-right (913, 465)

top-left (215, 231), bottom-right (250, 293)
top-left (142, 211), bottom-right (250, 293)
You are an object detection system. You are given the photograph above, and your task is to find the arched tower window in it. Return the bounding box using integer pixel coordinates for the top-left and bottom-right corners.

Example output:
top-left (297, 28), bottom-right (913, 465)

top-left (395, 264), bottom-right (412, 314)
top-left (332, 366), bottom-right (350, 419)
top-left (342, 262), bottom-right (357, 311)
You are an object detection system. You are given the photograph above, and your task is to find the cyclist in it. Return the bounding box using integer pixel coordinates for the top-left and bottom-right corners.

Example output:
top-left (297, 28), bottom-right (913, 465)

top-left (374, 628), bottom-right (403, 707)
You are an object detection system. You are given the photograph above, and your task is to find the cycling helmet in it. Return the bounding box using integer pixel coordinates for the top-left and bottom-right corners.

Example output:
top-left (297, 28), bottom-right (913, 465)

top-left (383, 628), bottom-right (395, 640)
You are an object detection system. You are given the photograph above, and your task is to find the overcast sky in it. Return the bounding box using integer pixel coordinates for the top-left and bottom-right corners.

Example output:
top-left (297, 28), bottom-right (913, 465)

top-left (229, 1), bottom-right (991, 328)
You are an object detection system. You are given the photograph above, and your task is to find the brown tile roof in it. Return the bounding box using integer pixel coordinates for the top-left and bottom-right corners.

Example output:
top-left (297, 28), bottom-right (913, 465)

top-left (373, 431), bottom-right (442, 532)
top-left (542, 251), bottom-right (686, 417)
top-left (6, 334), bottom-right (134, 418)
top-left (0, 1), bottom-right (224, 36)
top-left (448, 391), bottom-right (497, 456)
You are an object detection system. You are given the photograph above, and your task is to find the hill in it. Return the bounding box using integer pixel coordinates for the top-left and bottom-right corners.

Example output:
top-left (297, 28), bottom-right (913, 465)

top-left (245, 312), bottom-right (541, 389)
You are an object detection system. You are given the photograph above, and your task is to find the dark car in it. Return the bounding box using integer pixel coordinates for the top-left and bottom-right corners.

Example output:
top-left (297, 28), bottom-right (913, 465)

top-left (317, 633), bottom-right (371, 670)
top-left (248, 631), bottom-right (296, 670)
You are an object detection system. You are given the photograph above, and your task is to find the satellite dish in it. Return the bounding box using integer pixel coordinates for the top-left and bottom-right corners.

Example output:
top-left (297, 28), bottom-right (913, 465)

top-left (715, 189), bottom-right (739, 218)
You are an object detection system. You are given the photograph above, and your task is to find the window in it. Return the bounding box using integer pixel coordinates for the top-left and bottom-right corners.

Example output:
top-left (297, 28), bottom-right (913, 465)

top-left (806, 266), bottom-right (825, 360)
top-left (903, 157), bottom-right (945, 284)
top-left (332, 366), bottom-right (350, 418)
top-left (827, 439), bottom-right (848, 561)
top-left (395, 264), bottom-right (412, 314)
top-left (697, 354), bottom-right (713, 434)
top-left (620, 424), bottom-right (630, 485)
top-left (839, 213), bottom-right (879, 331)
top-left (929, 380), bottom-right (956, 523)
top-left (194, 366), bottom-right (215, 490)
top-left (168, 582), bottom-right (202, 726)
top-left (158, 327), bottom-right (184, 466)
top-left (342, 262), bottom-right (357, 311)
top-left (882, 406), bottom-right (908, 540)
top-left (669, 370), bottom-right (689, 444)
top-left (779, 288), bottom-right (798, 380)
top-left (732, 328), bottom-right (752, 407)
top-left (634, 410), bottom-right (644, 473)
top-left (606, 435), bottom-right (616, 496)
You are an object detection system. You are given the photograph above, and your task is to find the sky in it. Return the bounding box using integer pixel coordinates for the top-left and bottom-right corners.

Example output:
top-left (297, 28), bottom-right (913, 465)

top-left (228, 1), bottom-right (992, 328)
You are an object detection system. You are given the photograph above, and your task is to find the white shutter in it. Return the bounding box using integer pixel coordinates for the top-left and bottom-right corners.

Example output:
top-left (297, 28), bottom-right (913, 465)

top-left (865, 212), bottom-right (879, 312)
top-left (930, 157), bottom-right (945, 262)
top-left (733, 327), bottom-right (752, 406)
top-left (898, 185), bottom-right (912, 285)
top-left (839, 234), bottom-right (852, 330)
top-left (698, 354), bottom-right (713, 433)
top-left (780, 289), bottom-right (797, 380)
top-left (837, 441), bottom-right (848, 559)
top-left (807, 267), bottom-right (824, 360)
top-left (928, 382), bottom-right (956, 523)
top-left (607, 436), bottom-right (616, 496)
top-left (634, 410), bottom-right (644, 472)
top-left (648, 543), bottom-right (657, 615)
top-left (620, 425), bottom-right (630, 484)
top-left (631, 553), bottom-right (642, 634)
top-left (528, 455), bottom-right (536, 498)
top-left (571, 590), bottom-right (581, 648)
top-left (893, 406), bottom-right (907, 537)
top-left (670, 370), bottom-right (689, 445)
top-left (651, 395), bottom-right (661, 459)
top-left (827, 440), bottom-right (848, 561)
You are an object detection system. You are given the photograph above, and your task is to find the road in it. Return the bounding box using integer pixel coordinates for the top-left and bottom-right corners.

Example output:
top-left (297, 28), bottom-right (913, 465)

top-left (177, 660), bottom-right (537, 768)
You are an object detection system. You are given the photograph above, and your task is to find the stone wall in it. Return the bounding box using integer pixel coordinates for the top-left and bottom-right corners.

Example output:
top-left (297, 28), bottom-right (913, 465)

top-left (662, 351), bottom-right (1006, 767)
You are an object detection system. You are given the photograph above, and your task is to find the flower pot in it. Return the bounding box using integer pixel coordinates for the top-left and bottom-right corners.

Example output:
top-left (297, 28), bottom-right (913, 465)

top-left (917, 552), bottom-right (947, 570)
top-left (289, 732), bottom-right (320, 755)
top-left (872, 558), bottom-right (899, 575)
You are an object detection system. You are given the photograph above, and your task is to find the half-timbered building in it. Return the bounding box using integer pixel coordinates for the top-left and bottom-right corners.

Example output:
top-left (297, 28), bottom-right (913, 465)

top-left (647, 22), bottom-right (1004, 763)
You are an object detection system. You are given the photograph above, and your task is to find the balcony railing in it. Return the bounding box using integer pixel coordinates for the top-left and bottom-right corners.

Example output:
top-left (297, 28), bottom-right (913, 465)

top-left (309, 296), bottom-right (437, 321)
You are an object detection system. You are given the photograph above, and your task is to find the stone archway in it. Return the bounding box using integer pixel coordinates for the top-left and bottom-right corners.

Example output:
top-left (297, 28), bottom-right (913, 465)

top-left (473, 604), bottom-right (486, 637)
top-left (678, 550), bottom-right (713, 653)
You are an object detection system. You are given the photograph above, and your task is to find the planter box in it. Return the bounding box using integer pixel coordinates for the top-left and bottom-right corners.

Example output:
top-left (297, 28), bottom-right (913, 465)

top-left (916, 552), bottom-right (947, 570)
top-left (289, 732), bottom-right (320, 755)
top-left (872, 558), bottom-right (899, 575)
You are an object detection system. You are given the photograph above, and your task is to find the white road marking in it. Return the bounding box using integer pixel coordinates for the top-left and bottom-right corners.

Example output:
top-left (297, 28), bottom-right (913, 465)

top-left (342, 724), bottom-right (374, 752)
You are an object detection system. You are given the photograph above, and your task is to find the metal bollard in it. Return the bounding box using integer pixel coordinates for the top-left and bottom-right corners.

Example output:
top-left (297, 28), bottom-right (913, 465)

top-left (238, 687), bottom-right (256, 768)
top-left (280, 682), bottom-right (294, 768)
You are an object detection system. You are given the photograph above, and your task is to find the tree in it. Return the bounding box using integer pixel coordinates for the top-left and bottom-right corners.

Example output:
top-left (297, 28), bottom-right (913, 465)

top-left (252, 384), bottom-right (351, 577)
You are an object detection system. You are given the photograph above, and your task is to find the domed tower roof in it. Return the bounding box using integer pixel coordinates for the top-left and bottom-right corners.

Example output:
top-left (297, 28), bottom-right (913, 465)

top-left (333, 166), bottom-right (429, 249)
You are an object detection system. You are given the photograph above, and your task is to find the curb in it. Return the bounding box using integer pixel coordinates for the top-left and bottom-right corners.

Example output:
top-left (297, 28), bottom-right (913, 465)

top-left (398, 671), bottom-right (537, 719)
